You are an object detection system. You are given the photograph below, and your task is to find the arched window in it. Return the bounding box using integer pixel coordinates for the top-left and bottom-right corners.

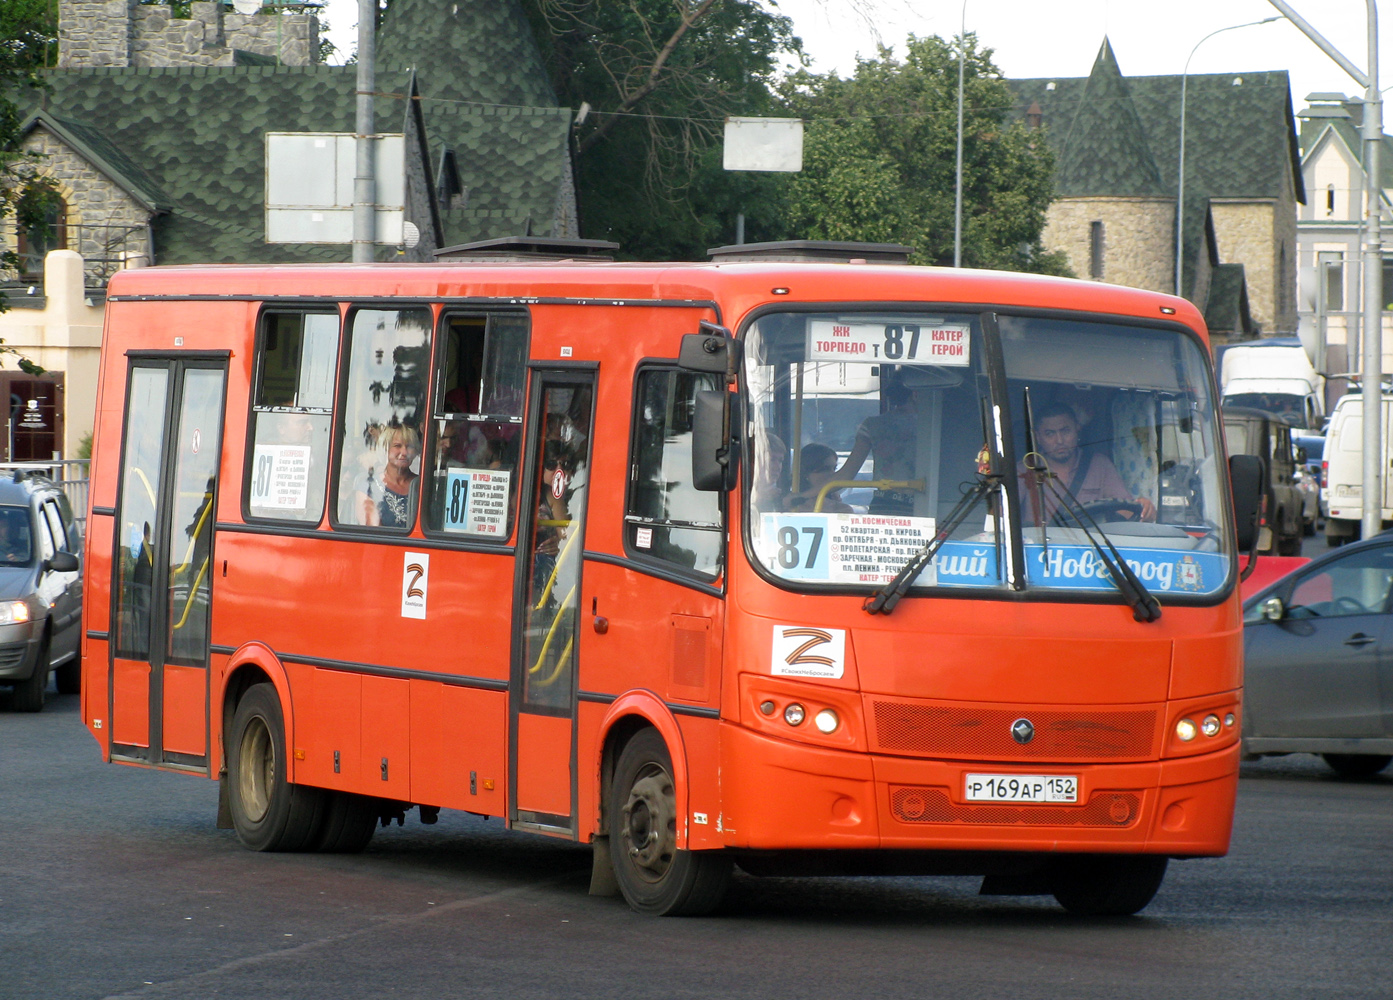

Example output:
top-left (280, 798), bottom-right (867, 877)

top-left (16, 192), bottom-right (67, 280)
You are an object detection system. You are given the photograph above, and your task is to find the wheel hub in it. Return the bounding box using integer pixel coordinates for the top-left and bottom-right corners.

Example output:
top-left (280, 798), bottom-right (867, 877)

top-left (237, 716), bottom-right (274, 823)
top-left (622, 766), bottom-right (675, 881)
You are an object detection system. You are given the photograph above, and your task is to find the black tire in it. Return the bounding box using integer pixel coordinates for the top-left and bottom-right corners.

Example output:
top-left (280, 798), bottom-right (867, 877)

top-left (609, 728), bottom-right (731, 916)
top-left (1276, 526), bottom-right (1301, 556)
top-left (1322, 753), bottom-right (1392, 778)
top-left (54, 659), bottom-right (80, 695)
top-left (11, 636), bottom-right (48, 713)
top-left (1051, 855), bottom-right (1168, 916)
top-left (313, 792), bottom-right (378, 853)
top-left (226, 683), bottom-right (326, 852)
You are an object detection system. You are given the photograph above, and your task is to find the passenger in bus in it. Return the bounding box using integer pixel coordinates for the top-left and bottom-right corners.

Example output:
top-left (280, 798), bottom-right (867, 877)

top-left (358, 423), bottom-right (420, 527)
top-left (752, 431), bottom-right (788, 511)
top-left (832, 372), bottom-right (918, 514)
top-left (1020, 400), bottom-right (1155, 524)
top-left (532, 440), bottom-right (577, 603)
top-left (784, 443), bottom-right (854, 513)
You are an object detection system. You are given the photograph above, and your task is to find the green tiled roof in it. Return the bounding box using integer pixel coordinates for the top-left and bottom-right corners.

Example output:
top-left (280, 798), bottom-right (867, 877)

top-left (1204, 262), bottom-right (1254, 336)
top-left (1011, 39), bottom-right (1303, 298)
top-left (24, 0), bottom-right (571, 265)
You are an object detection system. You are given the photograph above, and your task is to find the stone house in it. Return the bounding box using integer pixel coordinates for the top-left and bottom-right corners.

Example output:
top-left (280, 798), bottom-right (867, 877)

top-left (0, 0), bottom-right (578, 460)
top-left (1294, 93), bottom-right (1393, 399)
top-left (1011, 40), bottom-right (1304, 344)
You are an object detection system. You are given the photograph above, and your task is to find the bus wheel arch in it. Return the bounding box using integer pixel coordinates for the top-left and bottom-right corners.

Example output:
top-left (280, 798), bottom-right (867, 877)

top-left (217, 644), bottom-right (293, 776)
top-left (595, 694), bottom-right (690, 845)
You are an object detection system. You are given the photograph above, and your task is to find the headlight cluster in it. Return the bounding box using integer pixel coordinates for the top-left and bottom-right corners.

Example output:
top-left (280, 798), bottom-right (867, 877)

top-left (759, 698), bottom-right (840, 734)
top-left (0, 600), bottom-right (30, 625)
top-left (1175, 711), bottom-right (1234, 742)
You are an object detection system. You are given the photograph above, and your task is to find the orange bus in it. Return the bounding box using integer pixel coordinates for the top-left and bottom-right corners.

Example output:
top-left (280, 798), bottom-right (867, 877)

top-left (81, 240), bottom-right (1248, 917)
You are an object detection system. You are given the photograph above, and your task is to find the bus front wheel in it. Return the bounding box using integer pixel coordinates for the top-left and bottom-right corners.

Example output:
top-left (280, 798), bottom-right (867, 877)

top-left (609, 728), bottom-right (731, 916)
top-left (226, 683), bottom-right (326, 852)
top-left (1051, 855), bottom-right (1168, 916)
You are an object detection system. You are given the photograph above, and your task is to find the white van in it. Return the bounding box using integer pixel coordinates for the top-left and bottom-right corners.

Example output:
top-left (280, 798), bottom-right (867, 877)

top-left (1220, 342), bottom-right (1325, 434)
top-left (1322, 392), bottom-right (1393, 544)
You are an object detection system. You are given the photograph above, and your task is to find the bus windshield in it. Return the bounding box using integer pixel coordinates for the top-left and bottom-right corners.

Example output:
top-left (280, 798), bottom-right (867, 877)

top-left (744, 310), bottom-right (1233, 600)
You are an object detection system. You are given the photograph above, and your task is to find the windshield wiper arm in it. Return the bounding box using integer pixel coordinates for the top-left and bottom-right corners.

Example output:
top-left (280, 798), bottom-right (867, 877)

top-left (1039, 477), bottom-right (1162, 623)
top-left (864, 475), bottom-right (998, 615)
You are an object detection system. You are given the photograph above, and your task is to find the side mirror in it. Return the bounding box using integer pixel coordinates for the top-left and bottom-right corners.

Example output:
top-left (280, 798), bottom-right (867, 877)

top-left (1261, 596), bottom-right (1285, 621)
top-left (678, 322), bottom-right (742, 376)
top-left (45, 551), bottom-right (79, 573)
top-left (1229, 453), bottom-right (1265, 552)
top-left (692, 389), bottom-right (740, 492)
top-left (1295, 446), bottom-right (1308, 464)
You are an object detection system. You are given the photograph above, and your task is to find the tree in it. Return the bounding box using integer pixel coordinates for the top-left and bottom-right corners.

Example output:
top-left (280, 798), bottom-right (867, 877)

top-left (1, 0), bottom-right (59, 371)
top-left (778, 34), bottom-right (1070, 274)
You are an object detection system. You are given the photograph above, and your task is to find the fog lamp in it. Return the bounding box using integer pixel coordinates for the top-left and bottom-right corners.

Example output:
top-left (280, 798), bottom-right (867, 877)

top-left (813, 709), bottom-right (839, 734)
top-left (783, 703), bottom-right (805, 726)
top-left (1201, 714), bottom-right (1222, 738)
top-left (1175, 717), bottom-right (1198, 742)
top-left (758, 700), bottom-right (776, 716)
top-left (1224, 713), bottom-right (1236, 728)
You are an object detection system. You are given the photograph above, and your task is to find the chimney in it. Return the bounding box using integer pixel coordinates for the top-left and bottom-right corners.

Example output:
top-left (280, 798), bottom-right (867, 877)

top-left (58, 0), bottom-right (136, 68)
top-left (1026, 101), bottom-right (1043, 130)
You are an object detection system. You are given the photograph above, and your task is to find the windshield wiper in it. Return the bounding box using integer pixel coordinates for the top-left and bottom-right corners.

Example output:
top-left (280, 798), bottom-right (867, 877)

top-left (863, 474), bottom-right (998, 615)
top-left (1033, 469), bottom-right (1162, 624)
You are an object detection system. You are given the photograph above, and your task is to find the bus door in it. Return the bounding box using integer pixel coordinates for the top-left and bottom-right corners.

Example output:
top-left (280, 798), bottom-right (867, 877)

top-left (509, 370), bottom-right (596, 833)
top-left (109, 356), bottom-right (227, 771)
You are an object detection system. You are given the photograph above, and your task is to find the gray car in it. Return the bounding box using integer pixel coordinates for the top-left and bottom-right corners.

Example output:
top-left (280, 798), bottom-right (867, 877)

top-left (1243, 534), bottom-right (1393, 777)
top-left (0, 474), bottom-right (83, 712)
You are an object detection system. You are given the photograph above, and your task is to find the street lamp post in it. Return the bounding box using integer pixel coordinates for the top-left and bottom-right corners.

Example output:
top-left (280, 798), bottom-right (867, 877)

top-left (954, 0), bottom-right (967, 268)
top-left (1268, 0), bottom-right (1382, 540)
top-left (1175, 18), bottom-right (1281, 298)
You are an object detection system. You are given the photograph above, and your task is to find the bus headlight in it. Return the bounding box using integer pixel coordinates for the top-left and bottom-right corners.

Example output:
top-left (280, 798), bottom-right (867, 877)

top-left (1201, 714), bottom-right (1222, 738)
top-left (783, 703), bottom-right (805, 726)
top-left (1175, 718), bottom-right (1198, 742)
top-left (813, 709), bottom-right (839, 734)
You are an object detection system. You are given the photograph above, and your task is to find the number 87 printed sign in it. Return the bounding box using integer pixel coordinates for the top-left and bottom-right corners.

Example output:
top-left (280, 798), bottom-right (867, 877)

top-left (806, 318), bottom-right (971, 365)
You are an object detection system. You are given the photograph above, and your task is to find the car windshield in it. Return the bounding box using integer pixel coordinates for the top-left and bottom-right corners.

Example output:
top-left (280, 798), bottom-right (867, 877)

top-left (743, 311), bottom-right (1234, 600)
top-left (1223, 392), bottom-right (1306, 427)
top-left (0, 505), bottom-right (33, 565)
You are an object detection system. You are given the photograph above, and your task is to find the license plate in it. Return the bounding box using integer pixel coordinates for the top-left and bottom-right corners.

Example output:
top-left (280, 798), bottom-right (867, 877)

top-left (964, 773), bottom-right (1078, 803)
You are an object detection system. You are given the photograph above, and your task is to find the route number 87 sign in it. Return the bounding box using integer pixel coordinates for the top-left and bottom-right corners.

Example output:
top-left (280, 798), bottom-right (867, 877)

top-left (806, 318), bottom-right (971, 365)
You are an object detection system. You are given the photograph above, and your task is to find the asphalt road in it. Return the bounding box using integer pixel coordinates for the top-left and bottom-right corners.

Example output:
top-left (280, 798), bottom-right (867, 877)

top-left (2, 689), bottom-right (1390, 1000)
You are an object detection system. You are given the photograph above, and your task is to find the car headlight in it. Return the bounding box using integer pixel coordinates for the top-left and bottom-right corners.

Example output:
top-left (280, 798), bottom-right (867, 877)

top-left (0, 600), bottom-right (31, 625)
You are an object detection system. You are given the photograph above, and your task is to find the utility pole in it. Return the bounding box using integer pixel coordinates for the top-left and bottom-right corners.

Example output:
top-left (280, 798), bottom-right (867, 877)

top-left (1268, 0), bottom-right (1382, 539)
top-left (352, 0), bottom-right (376, 263)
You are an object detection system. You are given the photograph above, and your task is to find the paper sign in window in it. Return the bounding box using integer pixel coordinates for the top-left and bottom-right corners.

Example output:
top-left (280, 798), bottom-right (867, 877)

top-left (249, 444), bottom-right (311, 510)
top-left (443, 469), bottom-right (511, 536)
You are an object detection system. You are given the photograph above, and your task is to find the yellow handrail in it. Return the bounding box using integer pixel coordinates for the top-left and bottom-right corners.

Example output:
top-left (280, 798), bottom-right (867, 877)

top-left (533, 522), bottom-right (582, 611)
top-left (529, 582), bottom-right (577, 682)
top-left (812, 478), bottom-right (924, 513)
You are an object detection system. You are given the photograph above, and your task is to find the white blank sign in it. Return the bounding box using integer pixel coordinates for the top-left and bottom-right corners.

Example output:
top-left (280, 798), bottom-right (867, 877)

top-left (723, 117), bottom-right (803, 172)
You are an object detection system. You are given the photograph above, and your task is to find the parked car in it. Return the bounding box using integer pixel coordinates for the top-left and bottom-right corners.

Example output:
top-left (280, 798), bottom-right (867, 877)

top-left (1242, 533), bottom-right (1393, 777)
top-left (0, 473), bottom-right (83, 712)
top-left (1293, 432), bottom-right (1326, 521)
top-left (1222, 406), bottom-right (1303, 555)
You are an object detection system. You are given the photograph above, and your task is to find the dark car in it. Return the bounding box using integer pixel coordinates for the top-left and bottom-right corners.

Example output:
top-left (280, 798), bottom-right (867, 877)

top-left (1242, 533), bottom-right (1393, 777)
top-left (0, 473), bottom-right (83, 712)
top-left (1222, 406), bottom-right (1303, 555)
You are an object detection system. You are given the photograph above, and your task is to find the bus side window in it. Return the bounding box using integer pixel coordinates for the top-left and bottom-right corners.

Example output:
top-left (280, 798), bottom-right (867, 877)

top-left (423, 313), bottom-right (527, 540)
top-left (333, 307), bottom-right (433, 530)
top-left (624, 368), bottom-right (723, 577)
top-left (246, 311), bottom-right (339, 524)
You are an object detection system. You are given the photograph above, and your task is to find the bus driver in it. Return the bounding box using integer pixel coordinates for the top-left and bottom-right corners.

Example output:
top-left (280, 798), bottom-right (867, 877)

top-left (1021, 399), bottom-right (1156, 525)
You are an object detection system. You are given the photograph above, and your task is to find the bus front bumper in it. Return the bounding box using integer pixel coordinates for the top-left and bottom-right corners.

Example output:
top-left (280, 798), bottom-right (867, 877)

top-left (716, 722), bottom-right (1238, 857)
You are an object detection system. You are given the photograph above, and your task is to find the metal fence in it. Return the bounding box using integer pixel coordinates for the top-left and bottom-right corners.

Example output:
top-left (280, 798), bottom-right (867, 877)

top-left (0, 460), bottom-right (91, 530)
top-left (2, 221), bottom-right (150, 288)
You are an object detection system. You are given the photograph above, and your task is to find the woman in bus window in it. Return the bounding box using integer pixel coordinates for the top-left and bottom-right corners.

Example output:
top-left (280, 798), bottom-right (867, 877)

top-left (359, 423), bottom-right (420, 527)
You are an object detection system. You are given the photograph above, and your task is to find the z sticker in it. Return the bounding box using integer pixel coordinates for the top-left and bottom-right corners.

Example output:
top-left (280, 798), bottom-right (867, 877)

top-left (771, 625), bottom-right (846, 679)
top-left (401, 551), bottom-right (429, 619)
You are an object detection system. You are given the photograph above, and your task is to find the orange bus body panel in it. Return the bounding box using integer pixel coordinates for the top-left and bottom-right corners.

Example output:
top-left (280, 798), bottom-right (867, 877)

top-left (81, 260), bottom-right (1238, 863)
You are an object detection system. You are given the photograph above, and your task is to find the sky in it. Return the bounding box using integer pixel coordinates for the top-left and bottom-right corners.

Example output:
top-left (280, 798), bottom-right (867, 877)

top-left (316, 0), bottom-right (1389, 112)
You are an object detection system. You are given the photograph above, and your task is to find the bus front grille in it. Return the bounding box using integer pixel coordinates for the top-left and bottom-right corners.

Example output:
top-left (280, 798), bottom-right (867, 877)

top-left (871, 700), bottom-right (1157, 760)
top-left (890, 786), bottom-right (1141, 827)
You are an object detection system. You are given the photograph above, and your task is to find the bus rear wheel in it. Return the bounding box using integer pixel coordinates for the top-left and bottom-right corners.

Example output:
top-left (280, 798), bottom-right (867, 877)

top-left (609, 728), bottom-right (730, 916)
top-left (1051, 855), bottom-right (1168, 916)
top-left (313, 792), bottom-right (379, 852)
top-left (226, 683), bottom-right (325, 852)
